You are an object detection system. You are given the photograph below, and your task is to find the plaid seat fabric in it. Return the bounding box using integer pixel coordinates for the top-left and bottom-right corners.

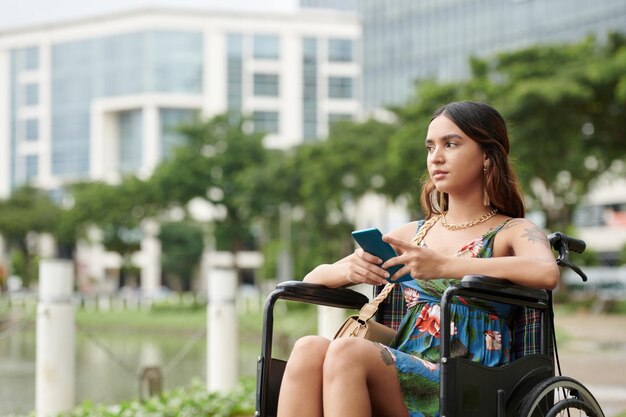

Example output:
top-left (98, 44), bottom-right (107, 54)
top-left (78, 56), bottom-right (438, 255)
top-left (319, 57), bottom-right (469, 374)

top-left (374, 284), bottom-right (406, 331)
top-left (374, 285), bottom-right (544, 360)
top-left (510, 306), bottom-right (543, 360)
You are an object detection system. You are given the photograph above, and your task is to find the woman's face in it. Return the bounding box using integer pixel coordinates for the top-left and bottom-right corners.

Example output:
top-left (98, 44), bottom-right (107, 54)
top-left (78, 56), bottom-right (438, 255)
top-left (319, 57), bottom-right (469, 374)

top-left (425, 114), bottom-right (486, 196)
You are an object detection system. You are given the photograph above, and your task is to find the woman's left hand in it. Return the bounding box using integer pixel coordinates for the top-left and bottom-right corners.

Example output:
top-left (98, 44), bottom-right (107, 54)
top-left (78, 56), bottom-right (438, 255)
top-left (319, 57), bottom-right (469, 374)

top-left (381, 235), bottom-right (446, 281)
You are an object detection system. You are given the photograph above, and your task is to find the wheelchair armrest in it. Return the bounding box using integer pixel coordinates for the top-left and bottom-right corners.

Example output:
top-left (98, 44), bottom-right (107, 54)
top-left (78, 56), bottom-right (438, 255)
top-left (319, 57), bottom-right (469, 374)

top-left (460, 275), bottom-right (548, 303)
top-left (273, 280), bottom-right (370, 310)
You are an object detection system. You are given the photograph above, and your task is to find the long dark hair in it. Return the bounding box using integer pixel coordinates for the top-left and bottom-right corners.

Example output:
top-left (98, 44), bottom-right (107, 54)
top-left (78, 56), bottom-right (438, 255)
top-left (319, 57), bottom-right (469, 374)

top-left (419, 101), bottom-right (525, 219)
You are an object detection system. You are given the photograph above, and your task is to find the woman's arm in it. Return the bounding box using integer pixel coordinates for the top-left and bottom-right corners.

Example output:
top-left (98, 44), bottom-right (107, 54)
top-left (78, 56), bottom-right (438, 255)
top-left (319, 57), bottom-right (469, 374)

top-left (446, 219), bottom-right (559, 289)
top-left (382, 219), bottom-right (559, 290)
top-left (438, 255), bottom-right (559, 289)
top-left (303, 251), bottom-right (389, 288)
top-left (303, 221), bottom-right (420, 288)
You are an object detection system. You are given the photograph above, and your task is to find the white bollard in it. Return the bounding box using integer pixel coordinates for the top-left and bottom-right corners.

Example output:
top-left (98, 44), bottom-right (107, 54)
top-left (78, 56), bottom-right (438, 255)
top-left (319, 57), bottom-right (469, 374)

top-left (317, 306), bottom-right (348, 339)
top-left (36, 259), bottom-right (75, 417)
top-left (318, 283), bottom-right (371, 339)
top-left (207, 267), bottom-right (238, 393)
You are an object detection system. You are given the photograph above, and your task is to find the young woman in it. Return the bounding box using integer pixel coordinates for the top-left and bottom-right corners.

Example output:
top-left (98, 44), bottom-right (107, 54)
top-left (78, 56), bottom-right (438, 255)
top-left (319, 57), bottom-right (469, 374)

top-left (276, 101), bottom-right (560, 417)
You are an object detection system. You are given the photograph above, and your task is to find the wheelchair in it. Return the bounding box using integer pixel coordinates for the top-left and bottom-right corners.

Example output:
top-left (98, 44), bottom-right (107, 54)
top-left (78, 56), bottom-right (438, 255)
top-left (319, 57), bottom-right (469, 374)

top-left (256, 231), bottom-right (605, 417)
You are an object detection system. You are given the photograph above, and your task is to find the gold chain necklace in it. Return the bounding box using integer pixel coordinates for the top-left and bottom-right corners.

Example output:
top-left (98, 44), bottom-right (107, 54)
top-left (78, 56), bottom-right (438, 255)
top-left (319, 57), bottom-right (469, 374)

top-left (440, 209), bottom-right (498, 231)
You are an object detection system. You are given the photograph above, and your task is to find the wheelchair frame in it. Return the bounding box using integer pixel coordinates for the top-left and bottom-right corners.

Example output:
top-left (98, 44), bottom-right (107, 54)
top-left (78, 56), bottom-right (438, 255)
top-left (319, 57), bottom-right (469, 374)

top-left (255, 232), bottom-right (605, 417)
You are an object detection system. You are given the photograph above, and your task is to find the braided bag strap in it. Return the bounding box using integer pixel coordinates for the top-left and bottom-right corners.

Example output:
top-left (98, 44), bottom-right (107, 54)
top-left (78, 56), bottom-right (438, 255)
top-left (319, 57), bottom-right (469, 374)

top-left (370, 216), bottom-right (438, 307)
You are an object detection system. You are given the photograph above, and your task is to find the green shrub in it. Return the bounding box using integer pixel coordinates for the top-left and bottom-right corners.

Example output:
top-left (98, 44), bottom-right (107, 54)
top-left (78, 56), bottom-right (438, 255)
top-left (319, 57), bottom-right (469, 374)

top-left (12, 379), bottom-right (255, 417)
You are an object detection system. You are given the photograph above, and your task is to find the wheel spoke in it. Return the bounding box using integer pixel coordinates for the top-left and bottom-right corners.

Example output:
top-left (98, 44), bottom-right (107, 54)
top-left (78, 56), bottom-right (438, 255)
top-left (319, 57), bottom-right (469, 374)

top-left (518, 376), bottom-right (604, 417)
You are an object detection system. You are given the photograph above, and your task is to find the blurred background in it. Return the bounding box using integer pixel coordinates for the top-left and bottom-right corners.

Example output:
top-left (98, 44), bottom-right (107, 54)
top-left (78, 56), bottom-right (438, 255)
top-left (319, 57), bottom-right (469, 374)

top-left (0, 0), bottom-right (625, 416)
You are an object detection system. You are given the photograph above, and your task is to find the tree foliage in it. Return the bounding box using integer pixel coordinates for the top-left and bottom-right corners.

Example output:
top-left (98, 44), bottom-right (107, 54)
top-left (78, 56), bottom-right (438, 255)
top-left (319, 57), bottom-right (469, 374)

top-left (3, 33), bottom-right (626, 286)
top-left (159, 221), bottom-right (204, 291)
top-left (386, 33), bottom-right (626, 230)
top-left (0, 186), bottom-right (61, 285)
top-left (480, 33), bottom-right (626, 229)
top-left (150, 115), bottom-right (271, 253)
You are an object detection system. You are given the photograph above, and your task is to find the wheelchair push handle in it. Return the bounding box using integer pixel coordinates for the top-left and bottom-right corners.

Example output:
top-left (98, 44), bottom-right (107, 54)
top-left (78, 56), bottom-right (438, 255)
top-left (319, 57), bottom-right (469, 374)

top-left (548, 232), bottom-right (588, 282)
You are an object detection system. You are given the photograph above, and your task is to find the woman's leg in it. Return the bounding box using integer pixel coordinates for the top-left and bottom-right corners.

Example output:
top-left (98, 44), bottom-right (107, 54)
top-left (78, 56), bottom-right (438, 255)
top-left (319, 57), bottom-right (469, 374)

top-left (277, 335), bottom-right (330, 417)
top-left (323, 338), bottom-right (409, 417)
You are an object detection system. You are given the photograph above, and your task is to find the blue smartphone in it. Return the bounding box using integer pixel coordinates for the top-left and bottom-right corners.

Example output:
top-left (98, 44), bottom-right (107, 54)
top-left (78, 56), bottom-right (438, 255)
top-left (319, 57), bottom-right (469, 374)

top-left (351, 227), bottom-right (412, 283)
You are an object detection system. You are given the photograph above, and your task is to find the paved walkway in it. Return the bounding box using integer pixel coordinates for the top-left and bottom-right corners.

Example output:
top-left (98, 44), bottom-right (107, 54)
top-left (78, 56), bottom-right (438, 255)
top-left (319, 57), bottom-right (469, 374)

top-left (556, 313), bottom-right (626, 417)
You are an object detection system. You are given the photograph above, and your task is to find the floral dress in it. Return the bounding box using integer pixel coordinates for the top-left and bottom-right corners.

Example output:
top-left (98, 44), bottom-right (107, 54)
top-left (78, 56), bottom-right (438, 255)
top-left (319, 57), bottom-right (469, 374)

top-left (383, 219), bottom-right (514, 417)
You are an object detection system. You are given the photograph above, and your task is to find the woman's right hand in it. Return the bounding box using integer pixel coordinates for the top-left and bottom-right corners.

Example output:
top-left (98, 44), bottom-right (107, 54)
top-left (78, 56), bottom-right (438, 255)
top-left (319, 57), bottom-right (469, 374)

top-left (345, 249), bottom-right (390, 286)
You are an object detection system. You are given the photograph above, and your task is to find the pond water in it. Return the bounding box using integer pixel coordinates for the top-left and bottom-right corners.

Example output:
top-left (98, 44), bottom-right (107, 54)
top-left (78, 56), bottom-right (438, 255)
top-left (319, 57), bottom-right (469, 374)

top-left (0, 325), bottom-right (256, 417)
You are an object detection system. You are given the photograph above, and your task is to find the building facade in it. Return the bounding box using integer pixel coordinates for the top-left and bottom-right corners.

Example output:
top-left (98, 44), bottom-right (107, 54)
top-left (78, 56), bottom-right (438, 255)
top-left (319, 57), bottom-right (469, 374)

top-left (0, 7), bottom-right (361, 197)
top-left (359, 0), bottom-right (626, 110)
top-left (0, 7), bottom-right (360, 292)
top-left (355, 0), bottom-right (626, 263)
top-left (300, 0), bottom-right (358, 11)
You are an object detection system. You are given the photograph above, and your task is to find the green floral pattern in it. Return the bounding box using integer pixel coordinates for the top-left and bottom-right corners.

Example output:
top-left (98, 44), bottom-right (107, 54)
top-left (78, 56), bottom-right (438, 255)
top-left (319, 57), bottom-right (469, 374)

top-left (385, 220), bottom-right (514, 417)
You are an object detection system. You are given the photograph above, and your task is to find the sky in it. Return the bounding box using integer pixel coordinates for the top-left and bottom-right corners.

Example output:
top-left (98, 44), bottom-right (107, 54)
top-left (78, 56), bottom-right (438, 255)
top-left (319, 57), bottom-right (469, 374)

top-left (0, 0), bottom-right (299, 31)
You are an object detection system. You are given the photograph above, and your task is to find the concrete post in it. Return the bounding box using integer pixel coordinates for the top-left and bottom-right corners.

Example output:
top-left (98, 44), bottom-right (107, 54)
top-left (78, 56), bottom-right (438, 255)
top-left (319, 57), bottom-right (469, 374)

top-left (207, 267), bottom-right (237, 393)
top-left (317, 306), bottom-right (348, 339)
top-left (139, 220), bottom-right (161, 295)
top-left (36, 259), bottom-right (75, 417)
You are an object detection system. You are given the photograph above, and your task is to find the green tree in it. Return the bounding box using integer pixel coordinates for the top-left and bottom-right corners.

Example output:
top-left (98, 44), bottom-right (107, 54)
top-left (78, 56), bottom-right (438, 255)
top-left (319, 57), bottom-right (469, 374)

top-left (385, 33), bottom-right (626, 231)
top-left (0, 186), bottom-right (61, 287)
top-left (482, 34), bottom-right (626, 229)
top-left (150, 114), bottom-right (275, 281)
top-left (287, 118), bottom-right (397, 277)
top-left (68, 177), bottom-right (158, 286)
top-left (159, 221), bottom-right (204, 291)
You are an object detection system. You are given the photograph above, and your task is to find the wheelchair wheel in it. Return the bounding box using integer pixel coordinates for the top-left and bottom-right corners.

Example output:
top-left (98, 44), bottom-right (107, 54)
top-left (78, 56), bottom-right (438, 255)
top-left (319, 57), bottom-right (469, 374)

top-left (546, 398), bottom-right (595, 417)
top-left (518, 376), bottom-right (604, 417)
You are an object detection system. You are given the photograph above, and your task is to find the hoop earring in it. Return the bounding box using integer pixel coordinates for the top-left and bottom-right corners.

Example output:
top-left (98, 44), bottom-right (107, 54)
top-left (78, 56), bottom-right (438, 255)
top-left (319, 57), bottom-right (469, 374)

top-left (483, 165), bottom-right (491, 207)
top-left (430, 190), bottom-right (445, 213)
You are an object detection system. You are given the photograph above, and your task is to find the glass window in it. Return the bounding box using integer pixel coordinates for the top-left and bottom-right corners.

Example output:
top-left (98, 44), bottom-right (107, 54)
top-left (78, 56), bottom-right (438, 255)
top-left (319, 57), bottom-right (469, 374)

top-left (25, 119), bottom-right (39, 141)
top-left (227, 34), bottom-right (243, 113)
top-left (25, 46), bottom-right (39, 70)
top-left (160, 108), bottom-right (195, 159)
top-left (302, 37), bottom-right (318, 141)
top-left (25, 155), bottom-right (39, 180)
top-left (328, 39), bottom-right (353, 62)
top-left (253, 111), bottom-right (279, 134)
top-left (227, 33), bottom-right (243, 58)
top-left (253, 73), bottom-right (280, 96)
top-left (253, 35), bottom-right (280, 60)
top-left (303, 37), bottom-right (317, 62)
top-left (49, 30), bottom-right (202, 177)
top-left (24, 83), bottom-right (39, 106)
top-left (150, 31), bottom-right (203, 94)
top-left (328, 76), bottom-right (353, 99)
top-left (118, 110), bottom-right (143, 173)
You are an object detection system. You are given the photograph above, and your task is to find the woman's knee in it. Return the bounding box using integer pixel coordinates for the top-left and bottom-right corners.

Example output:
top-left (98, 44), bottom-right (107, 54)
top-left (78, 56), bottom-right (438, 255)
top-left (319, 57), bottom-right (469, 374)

top-left (323, 337), bottom-right (373, 376)
top-left (285, 336), bottom-right (330, 374)
top-left (291, 335), bottom-right (330, 357)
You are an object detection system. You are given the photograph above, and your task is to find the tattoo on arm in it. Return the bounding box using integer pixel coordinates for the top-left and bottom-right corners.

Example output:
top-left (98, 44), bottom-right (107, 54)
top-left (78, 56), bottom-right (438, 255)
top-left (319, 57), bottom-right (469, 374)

top-left (378, 345), bottom-right (395, 366)
top-left (521, 226), bottom-right (551, 249)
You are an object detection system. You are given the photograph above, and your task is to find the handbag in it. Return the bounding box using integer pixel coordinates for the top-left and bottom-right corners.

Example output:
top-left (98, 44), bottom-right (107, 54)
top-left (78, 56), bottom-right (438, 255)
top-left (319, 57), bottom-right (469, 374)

top-left (333, 217), bottom-right (437, 345)
top-left (333, 282), bottom-right (398, 345)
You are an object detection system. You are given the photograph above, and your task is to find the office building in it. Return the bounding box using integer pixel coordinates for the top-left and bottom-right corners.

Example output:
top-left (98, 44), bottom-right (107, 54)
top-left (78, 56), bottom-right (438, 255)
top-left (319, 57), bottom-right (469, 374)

top-left (0, 7), bottom-right (361, 197)
top-left (359, 0), bottom-right (626, 109)
top-left (300, 0), bottom-right (357, 11)
top-left (356, 0), bottom-right (626, 265)
top-left (0, 7), bottom-right (360, 291)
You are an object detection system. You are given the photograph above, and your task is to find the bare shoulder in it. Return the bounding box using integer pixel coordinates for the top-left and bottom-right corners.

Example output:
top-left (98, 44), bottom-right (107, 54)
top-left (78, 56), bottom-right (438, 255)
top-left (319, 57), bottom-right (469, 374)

top-left (500, 217), bottom-right (551, 250)
top-left (387, 220), bottom-right (422, 242)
